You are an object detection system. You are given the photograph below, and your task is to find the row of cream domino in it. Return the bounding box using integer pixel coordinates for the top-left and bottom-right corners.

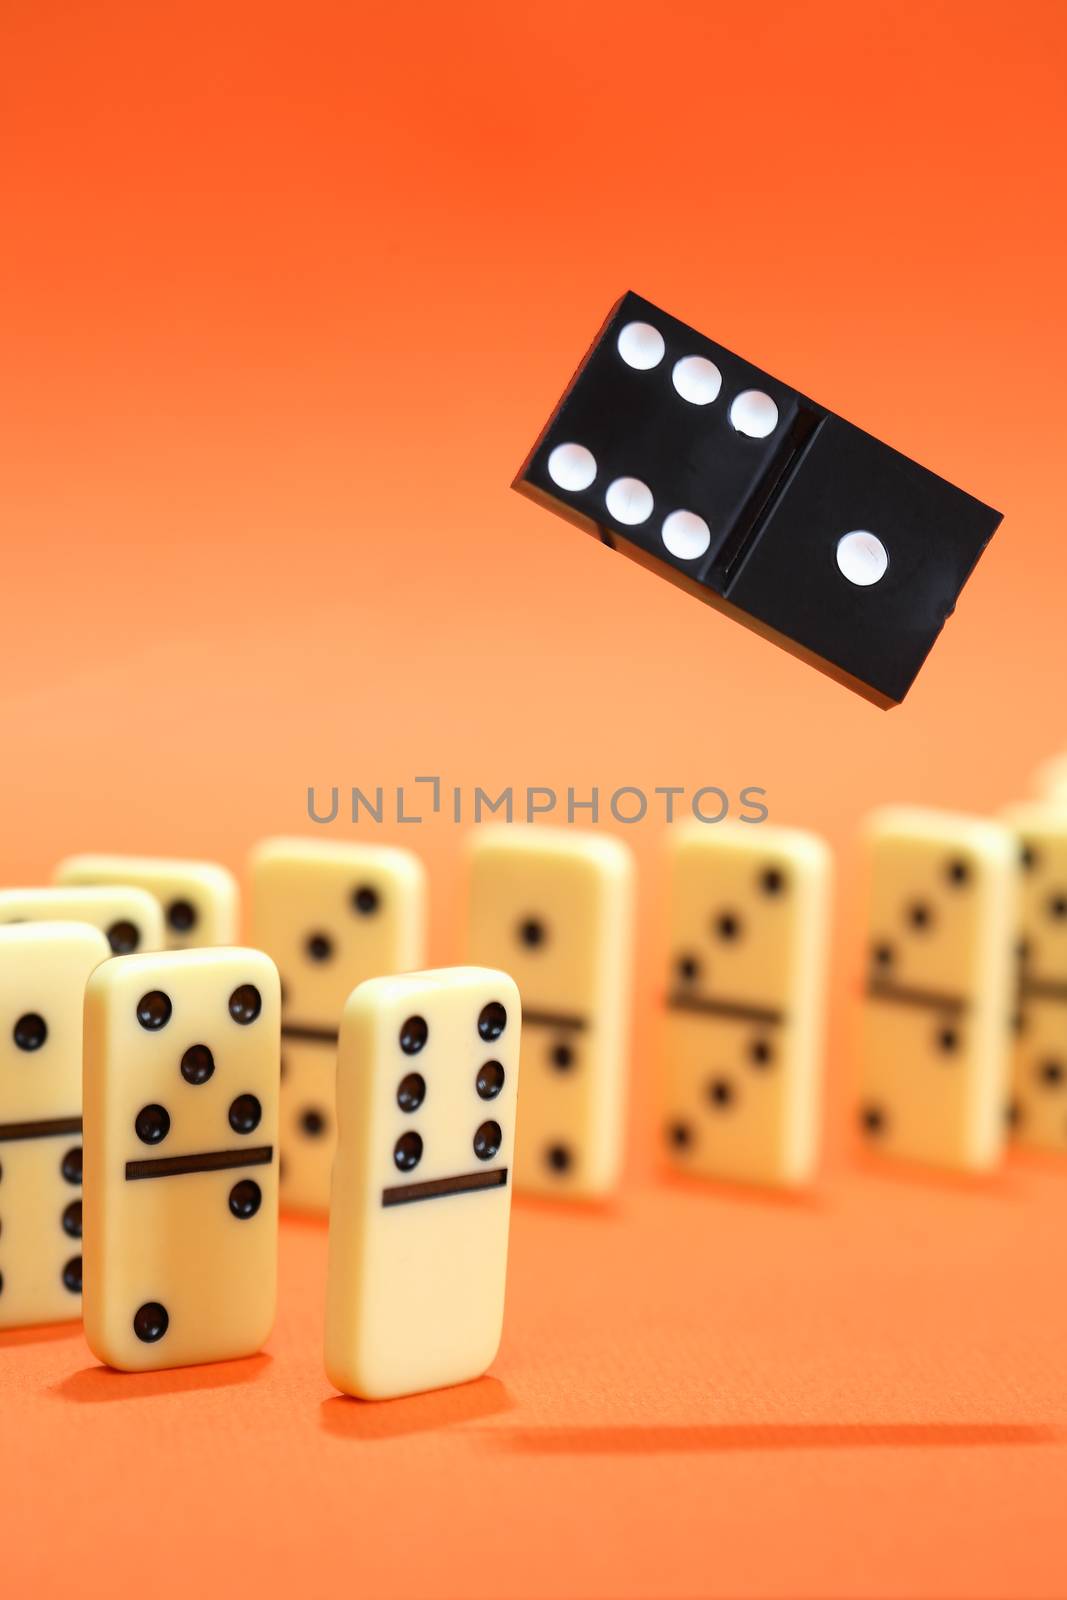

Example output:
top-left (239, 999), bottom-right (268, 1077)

top-left (2, 780), bottom-right (1065, 1391)
top-left (4, 775), bottom-right (1066, 1214)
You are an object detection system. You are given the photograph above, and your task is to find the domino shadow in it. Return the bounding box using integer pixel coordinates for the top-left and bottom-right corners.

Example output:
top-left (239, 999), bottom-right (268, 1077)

top-left (489, 1420), bottom-right (1059, 1455)
top-left (658, 1167), bottom-right (830, 1212)
top-left (512, 1190), bottom-right (625, 1223)
top-left (1004, 1147), bottom-right (1067, 1180)
top-left (280, 1210), bottom-right (329, 1232)
top-left (0, 1322), bottom-right (84, 1350)
top-left (852, 1151), bottom-right (1023, 1200)
top-left (53, 1350), bottom-right (272, 1403)
top-left (320, 1375), bottom-right (513, 1441)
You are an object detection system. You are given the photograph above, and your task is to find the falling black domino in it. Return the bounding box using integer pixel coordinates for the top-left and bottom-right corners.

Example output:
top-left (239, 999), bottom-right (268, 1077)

top-left (513, 291), bottom-right (1003, 708)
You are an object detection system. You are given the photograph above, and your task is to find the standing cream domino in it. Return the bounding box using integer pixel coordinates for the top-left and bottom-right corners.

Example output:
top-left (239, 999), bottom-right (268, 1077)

top-left (83, 948), bottom-right (280, 1370)
top-left (248, 838), bottom-right (426, 1214)
top-left (325, 967), bottom-right (520, 1399)
top-left (857, 808), bottom-right (1015, 1171)
top-left (1032, 753), bottom-right (1067, 804)
top-left (1003, 804), bottom-right (1067, 1151)
top-left (0, 923), bottom-right (109, 1329)
top-left (467, 828), bottom-right (633, 1198)
top-left (55, 854), bottom-right (238, 948)
top-left (0, 885), bottom-right (164, 956)
top-left (663, 823), bottom-right (831, 1187)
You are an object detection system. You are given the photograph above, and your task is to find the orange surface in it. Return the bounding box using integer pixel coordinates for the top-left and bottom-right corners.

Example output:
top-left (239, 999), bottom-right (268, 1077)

top-left (6, 1170), bottom-right (1067, 1600)
top-left (2, 1), bottom-right (1067, 1595)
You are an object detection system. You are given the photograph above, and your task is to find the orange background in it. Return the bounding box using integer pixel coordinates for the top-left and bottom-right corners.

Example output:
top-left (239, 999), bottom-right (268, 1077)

top-left (2, 2), bottom-right (1067, 1596)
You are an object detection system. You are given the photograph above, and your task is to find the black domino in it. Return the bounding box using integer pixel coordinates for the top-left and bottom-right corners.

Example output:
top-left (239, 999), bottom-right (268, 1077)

top-left (514, 291), bottom-right (1003, 707)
